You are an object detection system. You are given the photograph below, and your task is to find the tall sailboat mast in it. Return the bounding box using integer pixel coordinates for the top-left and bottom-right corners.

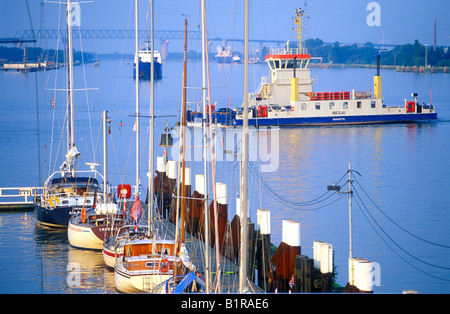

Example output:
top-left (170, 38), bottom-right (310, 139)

top-left (200, 0), bottom-right (210, 293)
top-left (134, 0), bottom-right (140, 197)
top-left (67, 0), bottom-right (75, 151)
top-left (239, 0), bottom-right (249, 293)
top-left (148, 0), bottom-right (155, 232)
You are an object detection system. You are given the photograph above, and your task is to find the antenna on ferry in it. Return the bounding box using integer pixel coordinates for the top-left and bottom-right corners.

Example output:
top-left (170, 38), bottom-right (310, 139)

top-left (293, 7), bottom-right (307, 52)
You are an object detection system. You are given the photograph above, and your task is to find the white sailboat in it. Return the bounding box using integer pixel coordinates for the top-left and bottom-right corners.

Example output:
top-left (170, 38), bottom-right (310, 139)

top-left (34, 0), bottom-right (105, 228)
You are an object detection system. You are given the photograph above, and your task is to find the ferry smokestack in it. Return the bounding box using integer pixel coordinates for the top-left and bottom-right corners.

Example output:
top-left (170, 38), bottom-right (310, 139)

top-left (376, 55), bottom-right (380, 77)
top-left (374, 55), bottom-right (382, 99)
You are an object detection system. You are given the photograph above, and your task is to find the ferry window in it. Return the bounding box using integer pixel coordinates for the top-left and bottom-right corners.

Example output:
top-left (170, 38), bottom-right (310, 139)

top-left (343, 102), bottom-right (348, 109)
top-left (371, 101), bottom-right (376, 108)
top-left (286, 60), bottom-right (294, 68)
top-left (357, 101), bottom-right (362, 109)
top-left (329, 102), bottom-right (335, 109)
top-left (301, 103), bottom-right (307, 110)
top-left (315, 103), bottom-right (321, 110)
top-left (274, 60), bottom-right (279, 68)
top-left (268, 60), bottom-right (275, 70)
top-left (295, 59), bottom-right (301, 68)
top-left (280, 60), bottom-right (287, 68)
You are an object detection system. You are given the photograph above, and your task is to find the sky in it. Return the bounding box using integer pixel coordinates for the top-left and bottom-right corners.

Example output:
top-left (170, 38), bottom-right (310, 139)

top-left (1, 0), bottom-right (449, 54)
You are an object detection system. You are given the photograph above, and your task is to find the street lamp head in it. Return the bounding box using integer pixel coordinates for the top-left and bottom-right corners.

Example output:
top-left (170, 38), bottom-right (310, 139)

top-left (327, 185), bottom-right (341, 191)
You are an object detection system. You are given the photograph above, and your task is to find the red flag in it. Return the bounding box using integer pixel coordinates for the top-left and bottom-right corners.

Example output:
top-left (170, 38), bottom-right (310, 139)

top-left (131, 196), bottom-right (143, 230)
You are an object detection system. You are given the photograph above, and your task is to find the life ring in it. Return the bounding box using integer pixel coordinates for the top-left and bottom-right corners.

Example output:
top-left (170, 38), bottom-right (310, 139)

top-left (81, 208), bottom-right (87, 224)
top-left (158, 259), bottom-right (170, 273)
top-left (48, 196), bottom-right (60, 207)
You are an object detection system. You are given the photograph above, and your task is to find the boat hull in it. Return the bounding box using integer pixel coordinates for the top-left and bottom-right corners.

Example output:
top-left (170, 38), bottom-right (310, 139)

top-left (114, 266), bottom-right (172, 293)
top-left (34, 204), bottom-right (74, 228)
top-left (68, 216), bottom-right (125, 250)
top-left (68, 222), bottom-right (105, 250)
top-left (133, 60), bottom-right (162, 80)
top-left (102, 238), bottom-right (124, 268)
top-left (233, 112), bottom-right (438, 126)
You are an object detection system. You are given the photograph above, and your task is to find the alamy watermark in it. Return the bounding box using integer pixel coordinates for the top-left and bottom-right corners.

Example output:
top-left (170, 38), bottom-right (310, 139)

top-left (170, 125), bottom-right (280, 173)
top-left (366, 2), bottom-right (381, 27)
top-left (68, 2), bottom-right (81, 27)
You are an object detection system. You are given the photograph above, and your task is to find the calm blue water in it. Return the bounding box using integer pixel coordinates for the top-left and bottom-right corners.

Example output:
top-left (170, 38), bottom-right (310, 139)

top-left (1, 59), bottom-right (450, 294)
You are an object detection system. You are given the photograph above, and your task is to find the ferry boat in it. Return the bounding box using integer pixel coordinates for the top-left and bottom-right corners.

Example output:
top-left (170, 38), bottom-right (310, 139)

top-left (215, 44), bottom-right (233, 63)
top-left (133, 40), bottom-right (162, 80)
top-left (232, 9), bottom-right (437, 127)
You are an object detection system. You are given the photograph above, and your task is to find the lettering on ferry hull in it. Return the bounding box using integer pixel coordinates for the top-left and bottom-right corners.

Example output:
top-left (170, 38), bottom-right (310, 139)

top-left (332, 111), bottom-right (346, 115)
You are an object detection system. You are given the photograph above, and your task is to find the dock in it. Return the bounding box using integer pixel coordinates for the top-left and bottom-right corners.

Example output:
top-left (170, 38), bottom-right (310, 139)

top-left (0, 187), bottom-right (41, 211)
top-left (144, 204), bottom-right (262, 293)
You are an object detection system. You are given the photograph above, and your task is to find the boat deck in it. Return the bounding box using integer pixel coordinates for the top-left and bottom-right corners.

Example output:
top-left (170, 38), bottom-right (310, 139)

top-left (142, 203), bottom-right (262, 293)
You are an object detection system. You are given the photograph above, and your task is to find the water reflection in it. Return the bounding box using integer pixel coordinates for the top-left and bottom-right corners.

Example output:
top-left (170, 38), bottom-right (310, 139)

top-left (33, 221), bottom-right (116, 293)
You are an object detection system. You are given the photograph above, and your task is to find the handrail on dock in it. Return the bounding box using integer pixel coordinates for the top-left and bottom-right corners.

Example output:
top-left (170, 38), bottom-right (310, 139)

top-left (0, 186), bottom-right (43, 211)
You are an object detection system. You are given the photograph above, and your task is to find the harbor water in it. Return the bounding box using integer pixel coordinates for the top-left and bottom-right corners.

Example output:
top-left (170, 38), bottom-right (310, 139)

top-left (1, 59), bottom-right (450, 293)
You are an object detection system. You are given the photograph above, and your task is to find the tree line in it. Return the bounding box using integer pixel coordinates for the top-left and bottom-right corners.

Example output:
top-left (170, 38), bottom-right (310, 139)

top-left (302, 38), bottom-right (450, 67)
top-left (0, 46), bottom-right (96, 64)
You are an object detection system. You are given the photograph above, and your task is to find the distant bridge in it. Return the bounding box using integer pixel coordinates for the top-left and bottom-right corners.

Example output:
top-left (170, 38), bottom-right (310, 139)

top-left (14, 29), bottom-right (399, 51)
top-left (15, 29), bottom-right (288, 45)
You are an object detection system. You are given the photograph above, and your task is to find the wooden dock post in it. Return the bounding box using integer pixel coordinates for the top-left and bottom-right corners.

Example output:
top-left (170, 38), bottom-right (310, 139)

top-left (294, 255), bottom-right (313, 293)
top-left (269, 219), bottom-right (301, 292)
top-left (312, 241), bottom-right (334, 293)
top-left (256, 209), bottom-right (271, 291)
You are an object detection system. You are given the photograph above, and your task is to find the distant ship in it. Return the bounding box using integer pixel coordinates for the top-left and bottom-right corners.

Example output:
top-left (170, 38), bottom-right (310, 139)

top-left (215, 45), bottom-right (232, 63)
top-left (232, 9), bottom-right (437, 126)
top-left (134, 40), bottom-right (162, 80)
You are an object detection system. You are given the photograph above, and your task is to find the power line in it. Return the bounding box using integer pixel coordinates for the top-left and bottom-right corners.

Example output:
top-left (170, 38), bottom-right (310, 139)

top-left (248, 161), bottom-right (348, 210)
top-left (352, 188), bottom-right (450, 282)
top-left (353, 176), bottom-right (450, 249)
top-left (352, 185), bottom-right (450, 272)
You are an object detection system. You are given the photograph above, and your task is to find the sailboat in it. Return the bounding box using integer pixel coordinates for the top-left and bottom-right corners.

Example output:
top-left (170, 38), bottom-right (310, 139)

top-left (34, 0), bottom-right (105, 228)
top-left (113, 2), bottom-right (195, 293)
top-left (68, 111), bottom-right (125, 250)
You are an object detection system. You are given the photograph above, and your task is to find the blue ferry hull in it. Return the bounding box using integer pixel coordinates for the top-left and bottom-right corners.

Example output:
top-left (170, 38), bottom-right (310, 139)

top-left (134, 60), bottom-right (162, 80)
top-left (233, 112), bottom-right (438, 126)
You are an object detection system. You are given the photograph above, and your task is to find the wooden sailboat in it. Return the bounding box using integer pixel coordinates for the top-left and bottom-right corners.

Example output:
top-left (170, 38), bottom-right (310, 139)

top-left (114, 4), bottom-right (195, 293)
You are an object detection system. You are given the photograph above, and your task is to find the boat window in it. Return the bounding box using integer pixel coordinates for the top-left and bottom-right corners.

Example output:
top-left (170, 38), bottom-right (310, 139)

top-left (357, 101), bottom-right (362, 109)
top-left (274, 60), bottom-right (279, 69)
top-left (329, 102), bottom-right (335, 109)
top-left (315, 103), bottom-right (321, 110)
top-left (146, 262), bottom-right (158, 268)
top-left (343, 102), bottom-right (348, 109)
top-left (268, 60), bottom-right (275, 70)
top-left (371, 101), bottom-right (376, 108)
top-left (295, 59), bottom-right (301, 69)
top-left (286, 60), bottom-right (294, 68)
top-left (301, 103), bottom-right (307, 110)
top-left (280, 60), bottom-right (286, 69)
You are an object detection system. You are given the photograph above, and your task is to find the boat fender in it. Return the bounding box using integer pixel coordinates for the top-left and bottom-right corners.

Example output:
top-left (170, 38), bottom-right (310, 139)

top-left (49, 196), bottom-right (60, 207)
top-left (159, 259), bottom-right (170, 273)
top-left (81, 208), bottom-right (87, 224)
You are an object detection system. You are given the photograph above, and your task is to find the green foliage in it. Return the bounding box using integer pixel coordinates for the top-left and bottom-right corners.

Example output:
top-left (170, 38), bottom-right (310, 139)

top-left (0, 46), bottom-right (95, 64)
top-left (302, 38), bottom-right (450, 67)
